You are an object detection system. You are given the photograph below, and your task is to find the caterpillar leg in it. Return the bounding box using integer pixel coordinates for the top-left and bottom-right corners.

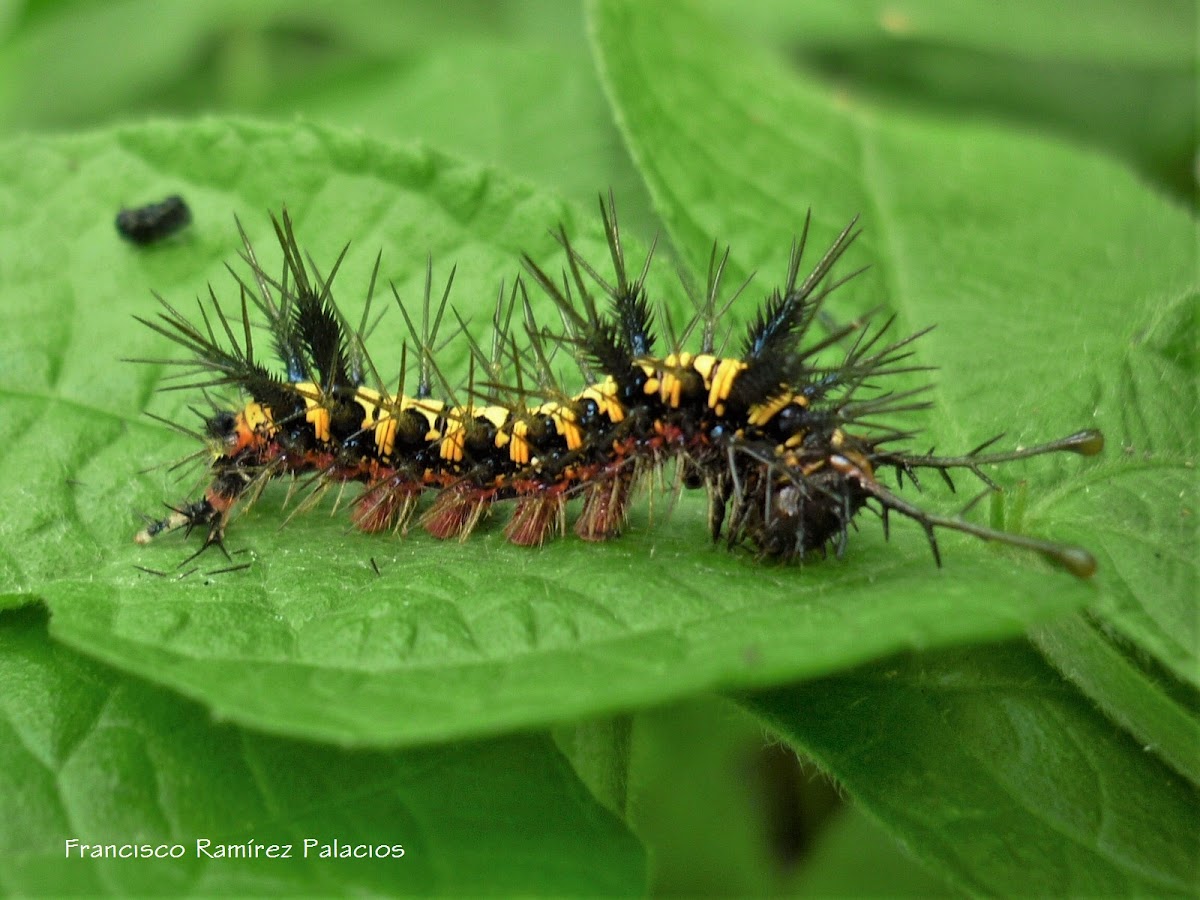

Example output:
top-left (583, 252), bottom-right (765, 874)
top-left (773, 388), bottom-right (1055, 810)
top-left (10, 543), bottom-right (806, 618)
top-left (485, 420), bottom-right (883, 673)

top-left (421, 483), bottom-right (496, 540)
top-left (506, 491), bottom-right (568, 546)
top-left (574, 470), bottom-right (636, 541)
top-left (352, 478), bottom-right (422, 533)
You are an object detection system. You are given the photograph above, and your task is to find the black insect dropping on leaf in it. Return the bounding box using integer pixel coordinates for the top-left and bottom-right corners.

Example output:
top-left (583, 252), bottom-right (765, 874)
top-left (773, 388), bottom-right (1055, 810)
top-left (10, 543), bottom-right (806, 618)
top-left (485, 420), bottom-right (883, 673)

top-left (116, 194), bottom-right (192, 246)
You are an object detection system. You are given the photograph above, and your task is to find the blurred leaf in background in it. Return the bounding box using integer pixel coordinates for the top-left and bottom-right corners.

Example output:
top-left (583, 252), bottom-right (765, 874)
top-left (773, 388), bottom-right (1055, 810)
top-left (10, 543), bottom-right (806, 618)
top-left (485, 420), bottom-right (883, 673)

top-left (0, 0), bottom-right (1194, 896)
top-left (711, 0), bottom-right (1197, 205)
top-left (3, 0), bottom-right (1192, 205)
top-left (0, 0), bottom-right (650, 216)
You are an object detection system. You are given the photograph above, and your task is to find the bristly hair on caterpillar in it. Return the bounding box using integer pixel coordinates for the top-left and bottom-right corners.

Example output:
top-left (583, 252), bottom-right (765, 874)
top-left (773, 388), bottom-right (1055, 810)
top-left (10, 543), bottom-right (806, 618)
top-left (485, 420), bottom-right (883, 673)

top-left (129, 197), bottom-right (1104, 576)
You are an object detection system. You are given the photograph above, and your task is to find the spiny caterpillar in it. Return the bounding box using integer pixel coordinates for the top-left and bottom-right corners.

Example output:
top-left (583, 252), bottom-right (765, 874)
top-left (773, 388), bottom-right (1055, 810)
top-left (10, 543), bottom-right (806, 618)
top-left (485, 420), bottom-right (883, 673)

top-left (132, 199), bottom-right (1104, 577)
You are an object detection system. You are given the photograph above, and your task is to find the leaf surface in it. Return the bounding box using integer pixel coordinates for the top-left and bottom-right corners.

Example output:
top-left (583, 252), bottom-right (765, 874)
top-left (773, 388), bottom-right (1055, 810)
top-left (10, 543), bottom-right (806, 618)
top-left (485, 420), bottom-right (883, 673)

top-left (0, 606), bottom-right (644, 896)
top-left (0, 119), bottom-right (1103, 745)
top-left (744, 643), bottom-right (1200, 896)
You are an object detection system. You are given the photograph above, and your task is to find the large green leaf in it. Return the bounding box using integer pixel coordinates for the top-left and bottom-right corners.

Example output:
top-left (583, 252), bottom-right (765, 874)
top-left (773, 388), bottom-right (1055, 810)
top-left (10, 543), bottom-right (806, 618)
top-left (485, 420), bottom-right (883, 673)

top-left (0, 606), bottom-right (644, 896)
top-left (744, 643), bottom-right (1200, 896)
top-left (2, 120), bottom-right (1099, 747)
top-left (589, 0), bottom-right (1197, 770)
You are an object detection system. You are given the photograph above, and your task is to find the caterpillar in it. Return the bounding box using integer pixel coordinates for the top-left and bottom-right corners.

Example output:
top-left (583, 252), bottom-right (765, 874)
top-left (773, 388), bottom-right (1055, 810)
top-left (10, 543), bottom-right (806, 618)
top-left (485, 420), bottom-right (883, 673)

top-left (131, 199), bottom-right (1104, 577)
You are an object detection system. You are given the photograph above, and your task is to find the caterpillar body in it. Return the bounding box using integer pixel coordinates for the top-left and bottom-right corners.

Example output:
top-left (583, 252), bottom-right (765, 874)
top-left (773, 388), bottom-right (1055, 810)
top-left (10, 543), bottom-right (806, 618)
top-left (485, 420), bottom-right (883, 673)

top-left (132, 200), bottom-right (1103, 577)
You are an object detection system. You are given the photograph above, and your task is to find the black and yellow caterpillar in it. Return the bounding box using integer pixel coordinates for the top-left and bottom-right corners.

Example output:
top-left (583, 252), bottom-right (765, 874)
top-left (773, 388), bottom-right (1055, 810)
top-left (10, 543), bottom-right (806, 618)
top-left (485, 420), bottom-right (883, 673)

top-left (133, 198), bottom-right (1103, 576)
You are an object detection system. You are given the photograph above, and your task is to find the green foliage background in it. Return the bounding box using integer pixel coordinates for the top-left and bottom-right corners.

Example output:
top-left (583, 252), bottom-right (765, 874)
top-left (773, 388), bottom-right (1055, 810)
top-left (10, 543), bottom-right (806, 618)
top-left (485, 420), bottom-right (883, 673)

top-left (0, 1), bottom-right (1195, 896)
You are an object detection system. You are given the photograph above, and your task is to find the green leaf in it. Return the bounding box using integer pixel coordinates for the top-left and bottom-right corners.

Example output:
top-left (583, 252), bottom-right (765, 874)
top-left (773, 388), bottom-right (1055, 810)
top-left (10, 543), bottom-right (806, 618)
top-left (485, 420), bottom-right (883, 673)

top-left (703, 0), bottom-right (1197, 202)
top-left (713, 0), bottom-right (1195, 65)
top-left (0, 0), bottom-right (650, 216)
top-left (559, 700), bottom-right (789, 897)
top-left (0, 1), bottom-right (462, 128)
top-left (744, 642), bottom-right (1200, 896)
top-left (589, 0), bottom-right (1197, 736)
top-left (0, 605), bottom-right (645, 896)
top-left (0, 593), bottom-right (38, 613)
top-left (787, 801), bottom-right (954, 898)
top-left (1, 120), bottom-right (1103, 747)
top-left (279, 14), bottom-right (651, 214)
top-left (1031, 613), bottom-right (1200, 786)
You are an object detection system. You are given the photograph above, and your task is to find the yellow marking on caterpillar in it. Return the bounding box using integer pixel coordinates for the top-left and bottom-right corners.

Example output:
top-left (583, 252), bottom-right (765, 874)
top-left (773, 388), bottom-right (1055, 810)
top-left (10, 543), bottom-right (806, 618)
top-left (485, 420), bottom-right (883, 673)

top-left (240, 402), bottom-right (272, 434)
top-left (480, 406), bottom-right (510, 429)
top-left (577, 376), bottom-right (625, 423)
top-left (352, 388), bottom-right (398, 458)
top-left (393, 397), bottom-right (445, 442)
top-left (692, 354), bottom-right (718, 383)
top-left (305, 406), bottom-right (331, 443)
top-left (289, 381), bottom-right (334, 443)
top-left (540, 402), bottom-right (582, 450)
top-left (439, 404), bottom-right (510, 462)
top-left (657, 352), bottom-right (695, 408)
top-left (439, 406), bottom-right (479, 462)
top-left (439, 420), bottom-right (464, 462)
top-left (506, 404), bottom-right (575, 466)
top-left (374, 416), bottom-right (397, 458)
top-left (748, 392), bottom-right (805, 428)
top-left (355, 391), bottom-right (399, 456)
top-left (706, 357), bottom-right (747, 414)
top-left (354, 386), bottom-right (384, 411)
top-left (223, 401), bottom-right (274, 455)
top-left (510, 418), bottom-right (532, 466)
top-left (463, 403), bottom-right (508, 454)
